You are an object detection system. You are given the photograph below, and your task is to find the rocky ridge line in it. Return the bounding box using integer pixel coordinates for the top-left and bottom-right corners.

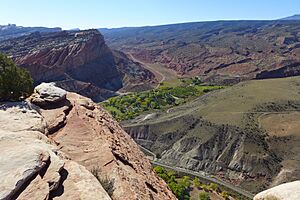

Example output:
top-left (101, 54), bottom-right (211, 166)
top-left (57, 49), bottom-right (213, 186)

top-left (0, 83), bottom-right (176, 200)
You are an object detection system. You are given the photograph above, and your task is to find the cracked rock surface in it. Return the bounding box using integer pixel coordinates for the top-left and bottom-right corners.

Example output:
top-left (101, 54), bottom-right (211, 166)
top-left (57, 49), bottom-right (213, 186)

top-left (0, 83), bottom-right (176, 200)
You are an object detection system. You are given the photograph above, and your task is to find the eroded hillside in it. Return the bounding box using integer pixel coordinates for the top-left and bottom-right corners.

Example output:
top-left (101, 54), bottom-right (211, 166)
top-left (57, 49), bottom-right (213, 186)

top-left (123, 76), bottom-right (300, 193)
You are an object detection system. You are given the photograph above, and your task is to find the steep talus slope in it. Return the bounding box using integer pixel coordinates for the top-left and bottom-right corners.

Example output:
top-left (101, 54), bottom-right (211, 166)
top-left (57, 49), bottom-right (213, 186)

top-left (0, 29), bottom-right (155, 101)
top-left (123, 76), bottom-right (300, 193)
top-left (113, 50), bottom-right (156, 92)
top-left (0, 83), bottom-right (176, 200)
top-left (101, 20), bottom-right (300, 83)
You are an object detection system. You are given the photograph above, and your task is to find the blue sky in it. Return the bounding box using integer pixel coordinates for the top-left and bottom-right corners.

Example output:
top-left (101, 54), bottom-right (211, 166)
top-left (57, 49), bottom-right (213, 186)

top-left (1, 0), bottom-right (300, 29)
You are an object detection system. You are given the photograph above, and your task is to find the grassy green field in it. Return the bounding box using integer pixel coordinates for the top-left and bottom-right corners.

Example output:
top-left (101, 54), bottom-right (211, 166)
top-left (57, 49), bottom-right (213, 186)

top-left (130, 76), bottom-right (300, 127)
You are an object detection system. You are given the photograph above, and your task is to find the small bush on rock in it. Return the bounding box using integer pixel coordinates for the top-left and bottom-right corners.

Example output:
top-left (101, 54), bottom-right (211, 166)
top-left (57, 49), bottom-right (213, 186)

top-left (0, 54), bottom-right (33, 101)
top-left (91, 166), bottom-right (115, 197)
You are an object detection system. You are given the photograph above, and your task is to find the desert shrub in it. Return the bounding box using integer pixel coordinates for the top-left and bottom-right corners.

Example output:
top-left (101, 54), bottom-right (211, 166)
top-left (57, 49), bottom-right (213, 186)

top-left (199, 191), bottom-right (210, 200)
top-left (0, 54), bottom-right (33, 101)
top-left (99, 176), bottom-right (115, 197)
top-left (207, 183), bottom-right (218, 191)
top-left (153, 166), bottom-right (165, 174)
top-left (91, 166), bottom-right (115, 197)
top-left (221, 191), bottom-right (229, 199)
top-left (192, 177), bottom-right (201, 187)
top-left (91, 167), bottom-right (101, 180)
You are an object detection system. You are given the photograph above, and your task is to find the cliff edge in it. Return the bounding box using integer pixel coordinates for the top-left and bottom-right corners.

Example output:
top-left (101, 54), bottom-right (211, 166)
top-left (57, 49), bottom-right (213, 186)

top-left (0, 83), bottom-right (176, 200)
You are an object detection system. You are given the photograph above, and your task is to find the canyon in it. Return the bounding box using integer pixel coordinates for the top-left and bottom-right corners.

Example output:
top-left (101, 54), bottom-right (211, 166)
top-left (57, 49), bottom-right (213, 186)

top-left (101, 20), bottom-right (300, 84)
top-left (1, 19), bottom-right (300, 199)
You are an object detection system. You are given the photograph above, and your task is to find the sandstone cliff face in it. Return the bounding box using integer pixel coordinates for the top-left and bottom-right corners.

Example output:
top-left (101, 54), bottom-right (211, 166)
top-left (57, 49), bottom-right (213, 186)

top-left (0, 83), bottom-right (176, 200)
top-left (0, 30), bottom-right (155, 101)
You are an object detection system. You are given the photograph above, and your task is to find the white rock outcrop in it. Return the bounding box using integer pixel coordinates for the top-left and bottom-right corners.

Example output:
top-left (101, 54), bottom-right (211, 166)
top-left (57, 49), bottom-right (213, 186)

top-left (254, 181), bottom-right (300, 200)
top-left (31, 82), bottom-right (67, 106)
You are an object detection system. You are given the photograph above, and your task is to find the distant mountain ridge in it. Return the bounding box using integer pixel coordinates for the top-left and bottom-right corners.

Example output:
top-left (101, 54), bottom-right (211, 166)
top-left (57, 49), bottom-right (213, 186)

top-left (0, 24), bottom-right (62, 41)
top-left (101, 20), bottom-right (300, 84)
top-left (279, 14), bottom-right (300, 20)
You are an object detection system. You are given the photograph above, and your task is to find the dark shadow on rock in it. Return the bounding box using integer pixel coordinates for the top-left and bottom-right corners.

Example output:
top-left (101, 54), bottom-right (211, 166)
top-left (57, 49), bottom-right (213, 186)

top-left (0, 101), bottom-right (41, 114)
top-left (34, 98), bottom-right (72, 110)
top-left (9, 156), bottom-right (51, 200)
top-left (48, 168), bottom-right (69, 199)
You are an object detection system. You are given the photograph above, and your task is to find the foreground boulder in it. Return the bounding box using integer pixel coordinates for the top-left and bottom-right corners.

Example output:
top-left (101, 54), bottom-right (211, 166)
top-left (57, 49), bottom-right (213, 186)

top-left (254, 181), bottom-right (300, 200)
top-left (0, 83), bottom-right (176, 200)
top-left (31, 82), bottom-right (67, 106)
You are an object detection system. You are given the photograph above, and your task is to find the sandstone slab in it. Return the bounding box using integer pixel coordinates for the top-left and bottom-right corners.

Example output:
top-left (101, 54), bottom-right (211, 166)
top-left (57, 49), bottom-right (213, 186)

top-left (254, 181), bottom-right (300, 200)
top-left (0, 130), bottom-right (51, 200)
top-left (51, 160), bottom-right (111, 200)
top-left (0, 101), bottom-right (46, 133)
top-left (0, 87), bottom-right (175, 200)
top-left (32, 82), bottom-right (67, 106)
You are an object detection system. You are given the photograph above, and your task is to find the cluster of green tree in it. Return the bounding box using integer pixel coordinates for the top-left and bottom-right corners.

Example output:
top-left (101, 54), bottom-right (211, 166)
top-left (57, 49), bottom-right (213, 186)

top-left (154, 166), bottom-right (230, 200)
top-left (0, 54), bottom-right (33, 101)
top-left (180, 77), bottom-right (202, 86)
top-left (102, 84), bottom-right (224, 121)
top-left (198, 191), bottom-right (210, 200)
top-left (154, 166), bottom-right (191, 200)
top-left (194, 177), bottom-right (229, 199)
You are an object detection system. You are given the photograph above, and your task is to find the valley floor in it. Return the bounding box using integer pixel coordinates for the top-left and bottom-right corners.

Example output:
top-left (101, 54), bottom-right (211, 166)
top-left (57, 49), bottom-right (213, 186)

top-left (116, 76), bottom-right (300, 194)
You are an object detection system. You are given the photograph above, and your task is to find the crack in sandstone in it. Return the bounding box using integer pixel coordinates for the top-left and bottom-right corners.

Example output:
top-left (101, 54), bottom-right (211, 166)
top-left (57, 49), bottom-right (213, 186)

top-left (47, 103), bottom-right (74, 135)
top-left (10, 153), bottom-right (51, 200)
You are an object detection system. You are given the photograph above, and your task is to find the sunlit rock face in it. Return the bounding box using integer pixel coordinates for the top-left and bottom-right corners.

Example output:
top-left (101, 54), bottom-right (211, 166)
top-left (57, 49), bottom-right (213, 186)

top-left (254, 181), bottom-right (300, 200)
top-left (0, 29), bottom-right (155, 101)
top-left (0, 83), bottom-right (176, 200)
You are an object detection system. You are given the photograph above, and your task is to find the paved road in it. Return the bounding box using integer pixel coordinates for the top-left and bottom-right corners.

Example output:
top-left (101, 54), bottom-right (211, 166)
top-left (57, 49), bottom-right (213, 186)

top-left (138, 144), bottom-right (156, 159)
top-left (138, 145), bottom-right (254, 199)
